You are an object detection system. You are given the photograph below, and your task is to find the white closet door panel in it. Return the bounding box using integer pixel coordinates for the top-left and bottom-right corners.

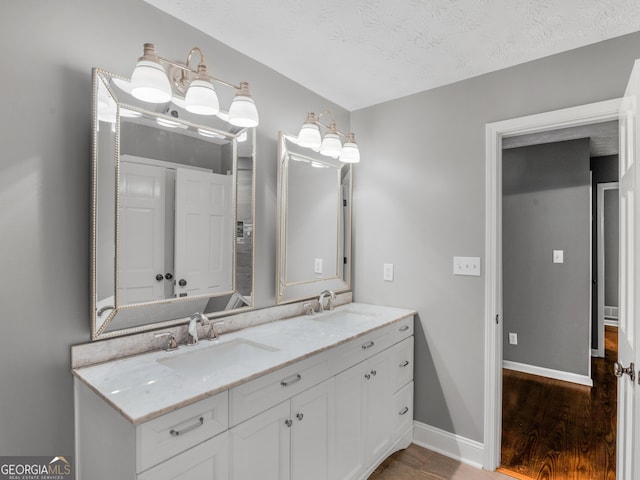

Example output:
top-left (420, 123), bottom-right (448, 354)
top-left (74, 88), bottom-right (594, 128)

top-left (175, 168), bottom-right (233, 297)
top-left (119, 162), bottom-right (166, 304)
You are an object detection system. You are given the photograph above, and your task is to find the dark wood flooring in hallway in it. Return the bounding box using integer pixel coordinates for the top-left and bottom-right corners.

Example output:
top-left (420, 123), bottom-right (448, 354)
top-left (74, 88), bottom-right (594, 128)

top-left (498, 326), bottom-right (618, 480)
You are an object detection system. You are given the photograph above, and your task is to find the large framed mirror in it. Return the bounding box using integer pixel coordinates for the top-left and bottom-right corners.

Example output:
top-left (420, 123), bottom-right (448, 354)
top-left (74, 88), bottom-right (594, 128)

top-left (91, 69), bottom-right (255, 339)
top-left (276, 132), bottom-right (352, 304)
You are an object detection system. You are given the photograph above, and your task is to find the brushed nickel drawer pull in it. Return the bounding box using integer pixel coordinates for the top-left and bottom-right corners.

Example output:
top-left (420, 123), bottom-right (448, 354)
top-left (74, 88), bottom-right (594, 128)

top-left (169, 417), bottom-right (204, 436)
top-left (361, 341), bottom-right (375, 350)
top-left (399, 360), bottom-right (410, 368)
top-left (399, 325), bottom-right (410, 332)
top-left (399, 407), bottom-right (409, 416)
top-left (280, 374), bottom-right (302, 387)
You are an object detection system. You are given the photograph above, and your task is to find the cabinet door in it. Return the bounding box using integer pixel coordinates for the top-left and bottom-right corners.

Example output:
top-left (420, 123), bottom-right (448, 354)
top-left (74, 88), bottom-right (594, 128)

top-left (137, 432), bottom-right (228, 480)
top-left (331, 362), bottom-right (366, 480)
top-left (229, 401), bottom-right (290, 480)
top-left (364, 348), bottom-right (393, 463)
top-left (290, 379), bottom-right (334, 480)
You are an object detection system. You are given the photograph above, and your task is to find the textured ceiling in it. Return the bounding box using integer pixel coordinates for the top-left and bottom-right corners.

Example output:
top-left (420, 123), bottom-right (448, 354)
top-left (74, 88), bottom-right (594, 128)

top-left (145, 0), bottom-right (640, 111)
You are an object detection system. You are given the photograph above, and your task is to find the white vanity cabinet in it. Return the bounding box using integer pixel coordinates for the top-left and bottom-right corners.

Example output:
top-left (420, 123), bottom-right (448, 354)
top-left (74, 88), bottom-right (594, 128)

top-left (74, 381), bottom-right (229, 480)
top-left (137, 432), bottom-right (229, 480)
top-left (229, 379), bottom-right (334, 480)
top-left (331, 336), bottom-right (414, 480)
top-left (74, 306), bottom-right (415, 480)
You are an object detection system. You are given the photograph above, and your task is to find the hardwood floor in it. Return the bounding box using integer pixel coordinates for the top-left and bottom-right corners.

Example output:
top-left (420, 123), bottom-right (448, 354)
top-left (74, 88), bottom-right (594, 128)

top-left (498, 326), bottom-right (618, 480)
top-left (369, 443), bottom-right (515, 479)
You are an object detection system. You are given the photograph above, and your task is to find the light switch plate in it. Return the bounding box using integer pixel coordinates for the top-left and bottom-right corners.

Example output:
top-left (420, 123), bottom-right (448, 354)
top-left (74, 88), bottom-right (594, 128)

top-left (453, 256), bottom-right (481, 276)
top-left (553, 250), bottom-right (564, 264)
top-left (383, 263), bottom-right (394, 281)
top-left (314, 258), bottom-right (323, 274)
top-left (509, 333), bottom-right (518, 345)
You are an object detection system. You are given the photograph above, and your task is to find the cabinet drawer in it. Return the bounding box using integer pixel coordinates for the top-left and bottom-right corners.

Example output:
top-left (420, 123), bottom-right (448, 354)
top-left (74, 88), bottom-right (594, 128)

top-left (392, 381), bottom-right (413, 442)
top-left (137, 431), bottom-right (229, 480)
top-left (136, 391), bottom-right (228, 473)
top-left (391, 336), bottom-right (414, 392)
top-left (329, 316), bottom-right (414, 376)
top-left (229, 353), bottom-right (330, 426)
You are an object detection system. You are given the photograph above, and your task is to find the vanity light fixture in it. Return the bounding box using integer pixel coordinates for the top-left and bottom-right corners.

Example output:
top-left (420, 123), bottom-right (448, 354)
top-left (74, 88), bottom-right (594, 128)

top-left (130, 43), bottom-right (259, 127)
top-left (296, 110), bottom-right (360, 163)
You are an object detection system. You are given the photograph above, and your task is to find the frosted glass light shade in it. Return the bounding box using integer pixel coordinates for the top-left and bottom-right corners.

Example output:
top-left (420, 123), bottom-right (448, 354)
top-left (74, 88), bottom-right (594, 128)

top-left (229, 95), bottom-right (259, 127)
top-left (156, 117), bottom-right (181, 128)
top-left (320, 132), bottom-right (342, 158)
top-left (130, 60), bottom-right (172, 103)
top-left (297, 123), bottom-right (322, 149)
top-left (197, 128), bottom-right (224, 139)
top-left (340, 139), bottom-right (360, 163)
top-left (185, 79), bottom-right (219, 115)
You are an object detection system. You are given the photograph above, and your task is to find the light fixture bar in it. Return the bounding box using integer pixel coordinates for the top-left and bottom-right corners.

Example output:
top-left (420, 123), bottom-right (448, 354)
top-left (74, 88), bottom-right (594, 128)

top-left (130, 43), bottom-right (258, 126)
top-left (296, 109), bottom-right (360, 163)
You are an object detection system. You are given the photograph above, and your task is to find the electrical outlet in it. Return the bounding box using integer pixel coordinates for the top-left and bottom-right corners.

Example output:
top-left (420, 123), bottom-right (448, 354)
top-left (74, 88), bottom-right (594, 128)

top-left (553, 250), bottom-right (564, 264)
top-left (509, 333), bottom-right (518, 345)
top-left (383, 263), bottom-right (394, 281)
top-left (453, 256), bottom-right (481, 276)
top-left (314, 258), bottom-right (323, 274)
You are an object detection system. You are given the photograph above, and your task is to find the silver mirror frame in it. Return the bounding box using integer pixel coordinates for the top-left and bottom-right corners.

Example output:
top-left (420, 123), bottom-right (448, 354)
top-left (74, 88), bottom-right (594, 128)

top-left (90, 68), bottom-right (256, 339)
top-left (275, 132), bottom-right (352, 304)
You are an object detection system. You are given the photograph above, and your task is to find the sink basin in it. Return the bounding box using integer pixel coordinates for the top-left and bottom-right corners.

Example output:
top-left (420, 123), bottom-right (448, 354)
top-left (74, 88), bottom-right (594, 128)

top-left (312, 309), bottom-right (375, 325)
top-left (157, 339), bottom-right (279, 377)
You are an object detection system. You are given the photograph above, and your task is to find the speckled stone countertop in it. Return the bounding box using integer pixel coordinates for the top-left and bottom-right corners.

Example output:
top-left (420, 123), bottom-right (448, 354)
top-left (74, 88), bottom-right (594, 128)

top-left (72, 302), bottom-right (415, 425)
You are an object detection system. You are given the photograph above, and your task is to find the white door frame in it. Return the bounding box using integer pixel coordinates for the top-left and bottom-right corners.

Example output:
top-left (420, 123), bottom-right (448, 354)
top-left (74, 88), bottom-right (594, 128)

top-left (483, 98), bottom-right (622, 470)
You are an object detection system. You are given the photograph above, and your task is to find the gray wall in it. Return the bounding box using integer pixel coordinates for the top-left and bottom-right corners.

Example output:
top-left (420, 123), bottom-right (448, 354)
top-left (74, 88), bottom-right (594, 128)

top-left (351, 32), bottom-right (640, 442)
top-left (0, 0), bottom-right (348, 456)
top-left (502, 139), bottom-right (591, 376)
top-left (604, 189), bottom-right (619, 307)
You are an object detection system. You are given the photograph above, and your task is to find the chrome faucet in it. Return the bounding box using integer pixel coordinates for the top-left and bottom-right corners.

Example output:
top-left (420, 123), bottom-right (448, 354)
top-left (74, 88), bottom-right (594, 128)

top-left (317, 290), bottom-right (336, 313)
top-left (187, 312), bottom-right (209, 346)
top-left (208, 320), bottom-right (225, 342)
top-left (154, 332), bottom-right (178, 351)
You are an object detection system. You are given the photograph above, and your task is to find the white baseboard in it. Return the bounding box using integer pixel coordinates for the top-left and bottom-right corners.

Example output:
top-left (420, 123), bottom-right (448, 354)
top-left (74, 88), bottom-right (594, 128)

top-left (503, 360), bottom-right (593, 387)
top-left (412, 421), bottom-right (484, 469)
top-left (604, 319), bottom-right (619, 327)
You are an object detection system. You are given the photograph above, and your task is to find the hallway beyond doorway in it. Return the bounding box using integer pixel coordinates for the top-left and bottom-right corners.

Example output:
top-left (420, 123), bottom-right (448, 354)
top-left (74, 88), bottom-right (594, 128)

top-left (498, 326), bottom-right (617, 480)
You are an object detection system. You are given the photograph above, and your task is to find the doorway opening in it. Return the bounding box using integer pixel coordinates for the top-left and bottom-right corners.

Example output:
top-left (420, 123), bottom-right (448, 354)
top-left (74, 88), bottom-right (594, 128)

top-left (483, 99), bottom-right (622, 472)
top-left (495, 123), bottom-right (619, 479)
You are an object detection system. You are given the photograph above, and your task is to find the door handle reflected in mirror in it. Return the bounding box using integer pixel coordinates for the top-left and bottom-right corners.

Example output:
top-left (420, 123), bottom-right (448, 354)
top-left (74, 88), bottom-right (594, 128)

top-left (156, 274), bottom-right (164, 281)
top-left (165, 273), bottom-right (173, 280)
top-left (179, 279), bottom-right (187, 287)
top-left (613, 361), bottom-right (636, 381)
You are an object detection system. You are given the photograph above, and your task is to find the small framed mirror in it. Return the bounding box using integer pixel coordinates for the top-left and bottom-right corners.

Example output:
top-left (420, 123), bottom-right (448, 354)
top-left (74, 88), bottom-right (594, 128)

top-left (276, 132), bottom-right (352, 304)
top-left (91, 69), bottom-right (255, 339)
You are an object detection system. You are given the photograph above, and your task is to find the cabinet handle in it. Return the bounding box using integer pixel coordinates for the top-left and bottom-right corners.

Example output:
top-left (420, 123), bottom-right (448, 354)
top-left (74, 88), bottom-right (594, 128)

top-left (370, 370), bottom-right (377, 376)
top-left (399, 360), bottom-right (410, 368)
top-left (285, 419), bottom-right (293, 427)
top-left (280, 374), bottom-right (302, 387)
top-left (399, 407), bottom-right (409, 416)
top-left (296, 413), bottom-right (304, 421)
top-left (361, 341), bottom-right (375, 350)
top-left (399, 325), bottom-right (410, 332)
top-left (169, 417), bottom-right (204, 436)
top-left (364, 373), bottom-right (371, 380)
